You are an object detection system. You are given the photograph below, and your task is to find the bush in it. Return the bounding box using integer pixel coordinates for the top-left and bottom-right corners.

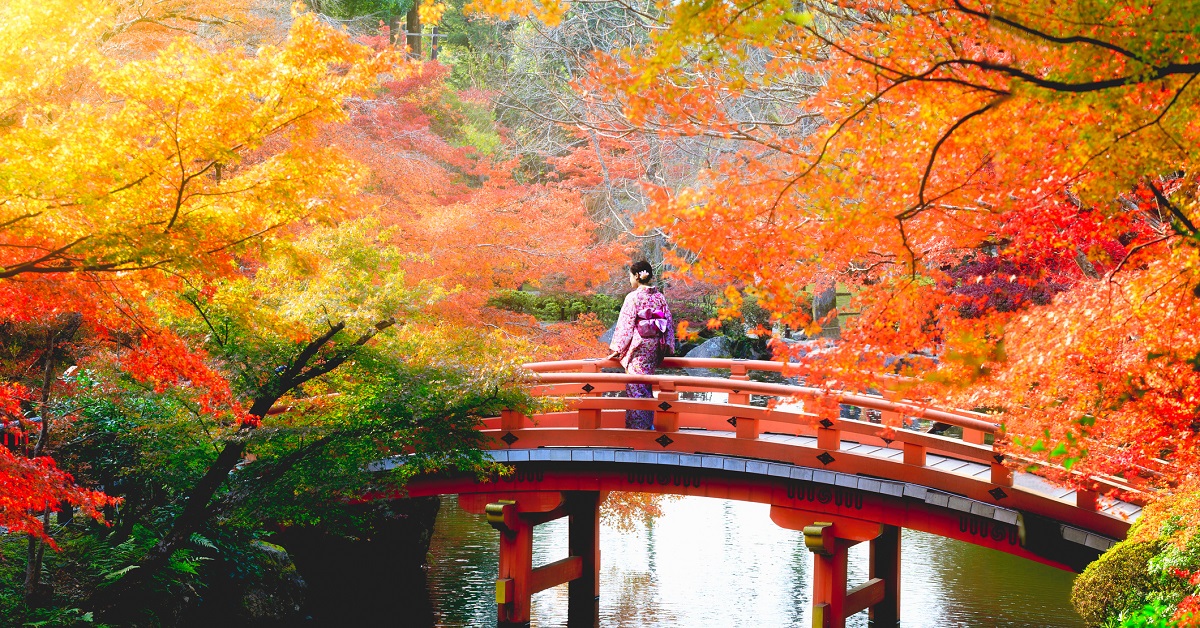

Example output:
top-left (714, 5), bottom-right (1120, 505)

top-left (488, 290), bottom-right (621, 325)
top-left (1072, 539), bottom-right (1161, 626)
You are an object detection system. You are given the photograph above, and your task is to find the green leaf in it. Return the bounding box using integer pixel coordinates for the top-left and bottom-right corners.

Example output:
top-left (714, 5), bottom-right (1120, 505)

top-left (1050, 442), bottom-right (1068, 458)
top-left (103, 565), bottom-right (140, 581)
top-left (783, 11), bottom-right (812, 26)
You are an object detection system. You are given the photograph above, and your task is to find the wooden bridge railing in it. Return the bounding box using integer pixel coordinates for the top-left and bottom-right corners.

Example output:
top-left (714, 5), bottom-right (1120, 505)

top-left (514, 357), bottom-right (1144, 505)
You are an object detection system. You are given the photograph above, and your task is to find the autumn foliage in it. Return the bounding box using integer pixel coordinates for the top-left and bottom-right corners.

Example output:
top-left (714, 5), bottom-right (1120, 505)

top-left (470, 0), bottom-right (1200, 499)
top-left (7, 0), bottom-right (1200, 621)
top-left (0, 0), bottom-right (619, 615)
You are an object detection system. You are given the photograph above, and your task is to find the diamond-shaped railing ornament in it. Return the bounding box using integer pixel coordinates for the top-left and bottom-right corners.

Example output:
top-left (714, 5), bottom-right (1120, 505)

top-left (993, 454), bottom-right (1005, 464)
top-left (655, 434), bottom-right (674, 448)
top-left (731, 389), bottom-right (741, 395)
top-left (727, 417), bottom-right (738, 427)
top-left (658, 401), bottom-right (673, 411)
top-left (881, 437), bottom-right (894, 445)
top-left (581, 383), bottom-right (595, 393)
top-left (816, 452), bottom-right (835, 465)
top-left (500, 432), bottom-right (519, 446)
top-left (989, 487), bottom-right (1008, 500)
top-left (818, 418), bottom-right (834, 429)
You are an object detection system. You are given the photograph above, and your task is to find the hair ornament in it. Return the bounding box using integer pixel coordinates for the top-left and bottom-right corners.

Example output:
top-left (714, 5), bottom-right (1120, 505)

top-left (638, 270), bottom-right (650, 279)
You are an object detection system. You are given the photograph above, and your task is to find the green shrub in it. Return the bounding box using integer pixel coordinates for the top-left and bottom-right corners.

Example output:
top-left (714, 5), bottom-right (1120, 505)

top-left (1118, 600), bottom-right (1181, 627)
top-left (488, 290), bottom-right (621, 325)
top-left (1072, 539), bottom-right (1162, 626)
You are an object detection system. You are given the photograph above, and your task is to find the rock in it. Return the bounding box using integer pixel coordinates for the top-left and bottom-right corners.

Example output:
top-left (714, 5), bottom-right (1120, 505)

top-left (812, 284), bottom-right (841, 338)
top-left (240, 542), bottom-right (307, 624)
top-left (598, 322), bottom-right (617, 345)
top-left (777, 337), bottom-right (830, 361)
top-left (683, 336), bottom-right (733, 376)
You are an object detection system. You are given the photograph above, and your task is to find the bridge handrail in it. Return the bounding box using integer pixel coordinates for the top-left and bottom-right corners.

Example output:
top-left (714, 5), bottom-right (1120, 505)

top-left (526, 369), bottom-right (999, 434)
top-left (524, 357), bottom-right (793, 374)
top-left (517, 360), bottom-right (1148, 502)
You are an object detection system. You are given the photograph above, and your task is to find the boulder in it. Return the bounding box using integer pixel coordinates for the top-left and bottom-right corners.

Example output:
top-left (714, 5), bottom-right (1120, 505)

top-left (683, 336), bottom-right (733, 376)
top-left (598, 322), bottom-right (617, 345)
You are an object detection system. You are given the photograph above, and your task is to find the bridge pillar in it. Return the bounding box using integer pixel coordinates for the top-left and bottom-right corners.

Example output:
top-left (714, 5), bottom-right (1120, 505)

top-left (464, 491), bottom-right (599, 627)
top-left (772, 507), bottom-right (897, 628)
top-left (868, 525), bottom-right (901, 627)
top-left (567, 491), bottom-right (601, 627)
top-left (490, 500), bottom-right (535, 627)
top-left (806, 522), bottom-right (851, 628)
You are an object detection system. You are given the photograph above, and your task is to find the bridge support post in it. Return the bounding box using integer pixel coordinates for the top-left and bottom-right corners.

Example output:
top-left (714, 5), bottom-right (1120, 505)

top-left (868, 525), bottom-right (901, 627)
top-left (806, 522), bottom-right (851, 628)
top-left (567, 491), bottom-right (601, 626)
top-left (467, 492), bottom-right (599, 627)
top-left (490, 501), bottom-right (534, 627)
top-left (772, 509), bottom-right (896, 628)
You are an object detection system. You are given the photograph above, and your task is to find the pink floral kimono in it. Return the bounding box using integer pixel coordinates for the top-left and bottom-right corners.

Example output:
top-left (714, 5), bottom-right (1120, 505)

top-left (609, 286), bottom-right (675, 429)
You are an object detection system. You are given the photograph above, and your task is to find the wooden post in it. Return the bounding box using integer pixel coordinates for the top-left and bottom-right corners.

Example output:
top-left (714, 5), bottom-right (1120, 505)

top-left (655, 380), bottom-right (679, 432)
top-left (729, 363), bottom-right (759, 438)
top-left (881, 389), bottom-right (905, 430)
top-left (963, 428), bottom-right (986, 445)
top-left (869, 525), bottom-right (901, 627)
top-left (806, 522), bottom-right (848, 628)
top-left (579, 362), bottom-right (601, 429)
top-left (500, 409), bottom-right (523, 431)
top-left (991, 461), bottom-right (1013, 486)
top-left (567, 491), bottom-right (601, 627)
top-left (1076, 488), bottom-right (1099, 511)
top-left (493, 503), bottom-right (533, 627)
top-left (816, 395), bottom-right (841, 451)
top-left (817, 426), bottom-right (841, 451)
top-left (902, 442), bottom-right (926, 467)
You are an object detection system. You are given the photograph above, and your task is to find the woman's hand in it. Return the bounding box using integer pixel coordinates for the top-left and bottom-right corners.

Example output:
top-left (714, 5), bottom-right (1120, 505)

top-left (604, 351), bottom-right (620, 361)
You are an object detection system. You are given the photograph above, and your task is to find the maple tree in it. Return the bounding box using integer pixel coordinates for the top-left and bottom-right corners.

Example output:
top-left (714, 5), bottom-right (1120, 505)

top-left (0, 0), bottom-right (401, 601)
top-left (1, 0), bottom-right (625, 619)
top-left (469, 0), bottom-right (1200, 495)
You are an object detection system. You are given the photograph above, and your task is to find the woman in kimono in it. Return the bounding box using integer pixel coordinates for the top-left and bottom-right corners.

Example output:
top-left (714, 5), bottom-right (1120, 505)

top-left (606, 260), bottom-right (675, 429)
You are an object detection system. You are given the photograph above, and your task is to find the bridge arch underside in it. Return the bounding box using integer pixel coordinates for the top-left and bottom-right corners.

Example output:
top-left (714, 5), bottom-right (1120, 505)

top-left (406, 450), bottom-right (1115, 573)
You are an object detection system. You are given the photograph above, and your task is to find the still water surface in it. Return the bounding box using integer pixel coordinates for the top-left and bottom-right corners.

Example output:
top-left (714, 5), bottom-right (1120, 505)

top-left (426, 495), bottom-right (1083, 627)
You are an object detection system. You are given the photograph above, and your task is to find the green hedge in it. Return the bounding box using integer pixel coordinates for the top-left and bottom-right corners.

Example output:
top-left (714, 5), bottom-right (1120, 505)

top-left (1072, 539), bottom-right (1162, 626)
top-left (489, 290), bottom-right (622, 325)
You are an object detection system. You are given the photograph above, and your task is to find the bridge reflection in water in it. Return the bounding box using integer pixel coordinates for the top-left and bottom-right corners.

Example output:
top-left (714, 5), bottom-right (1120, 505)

top-left (395, 358), bottom-right (1136, 628)
top-left (426, 495), bottom-right (1083, 627)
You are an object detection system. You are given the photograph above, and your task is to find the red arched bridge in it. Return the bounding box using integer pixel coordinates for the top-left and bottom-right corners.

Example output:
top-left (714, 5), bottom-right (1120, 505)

top-left (390, 358), bottom-right (1144, 628)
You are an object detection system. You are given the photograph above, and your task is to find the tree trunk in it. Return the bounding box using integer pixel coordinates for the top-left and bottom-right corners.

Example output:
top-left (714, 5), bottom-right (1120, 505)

top-left (93, 319), bottom-right (393, 614)
top-left (23, 314), bottom-right (82, 604)
top-left (406, 6), bottom-right (421, 58)
top-left (23, 508), bottom-right (51, 604)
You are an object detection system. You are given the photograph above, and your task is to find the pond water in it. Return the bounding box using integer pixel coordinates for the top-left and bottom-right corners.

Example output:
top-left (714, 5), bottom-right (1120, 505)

top-left (425, 494), bottom-right (1083, 627)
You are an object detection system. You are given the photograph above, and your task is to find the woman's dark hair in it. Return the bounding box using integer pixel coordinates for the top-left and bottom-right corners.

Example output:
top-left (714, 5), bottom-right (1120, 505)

top-left (630, 260), bottom-right (654, 285)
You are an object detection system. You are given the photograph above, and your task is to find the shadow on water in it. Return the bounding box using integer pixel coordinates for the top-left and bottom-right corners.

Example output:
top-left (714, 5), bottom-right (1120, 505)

top-left (423, 495), bottom-right (1083, 627)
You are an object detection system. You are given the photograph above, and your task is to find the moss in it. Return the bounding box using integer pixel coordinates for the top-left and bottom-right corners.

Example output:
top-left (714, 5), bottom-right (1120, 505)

top-left (1072, 539), bottom-right (1162, 626)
